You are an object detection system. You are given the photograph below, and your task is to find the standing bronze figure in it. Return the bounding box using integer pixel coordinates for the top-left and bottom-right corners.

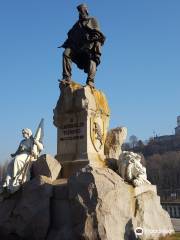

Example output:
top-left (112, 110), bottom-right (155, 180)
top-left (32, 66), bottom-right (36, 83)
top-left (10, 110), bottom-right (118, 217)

top-left (59, 4), bottom-right (105, 87)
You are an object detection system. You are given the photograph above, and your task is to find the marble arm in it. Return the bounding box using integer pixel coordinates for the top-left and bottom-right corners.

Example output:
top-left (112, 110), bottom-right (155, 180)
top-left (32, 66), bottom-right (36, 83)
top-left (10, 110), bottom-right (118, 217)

top-left (11, 145), bottom-right (23, 157)
top-left (34, 139), bottom-right (44, 152)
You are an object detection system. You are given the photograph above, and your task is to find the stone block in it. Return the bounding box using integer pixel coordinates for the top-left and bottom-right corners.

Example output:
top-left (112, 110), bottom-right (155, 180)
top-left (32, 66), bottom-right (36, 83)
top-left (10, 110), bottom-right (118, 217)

top-left (32, 154), bottom-right (61, 181)
top-left (53, 179), bottom-right (68, 200)
top-left (60, 159), bottom-right (89, 178)
top-left (53, 81), bottom-right (110, 177)
top-left (105, 127), bottom-right (127, 160)
top-left (0, 176), bottom-right (53, 240)
top-left (133, 190), bottom-right (174, 239)
top-left (134, 184), bottom-right (157, 197)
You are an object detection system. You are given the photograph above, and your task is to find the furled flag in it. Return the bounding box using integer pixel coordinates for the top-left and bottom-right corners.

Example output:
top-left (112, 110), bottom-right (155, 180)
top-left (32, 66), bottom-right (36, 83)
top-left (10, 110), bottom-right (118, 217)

top-left (34, 118), bottom-right (44, 143)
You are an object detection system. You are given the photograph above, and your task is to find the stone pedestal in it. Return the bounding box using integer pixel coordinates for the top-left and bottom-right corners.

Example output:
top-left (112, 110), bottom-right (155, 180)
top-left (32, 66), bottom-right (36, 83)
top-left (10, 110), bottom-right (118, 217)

top-left (53, 81), bottom-right (110, 177)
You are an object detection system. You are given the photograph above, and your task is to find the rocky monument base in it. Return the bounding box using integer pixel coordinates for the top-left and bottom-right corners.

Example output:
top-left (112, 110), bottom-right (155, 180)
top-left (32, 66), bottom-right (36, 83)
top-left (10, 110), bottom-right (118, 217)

top-left (0, 82), bottom-right (174, 240)
top-left (0, 164), bottom-right (174, 240)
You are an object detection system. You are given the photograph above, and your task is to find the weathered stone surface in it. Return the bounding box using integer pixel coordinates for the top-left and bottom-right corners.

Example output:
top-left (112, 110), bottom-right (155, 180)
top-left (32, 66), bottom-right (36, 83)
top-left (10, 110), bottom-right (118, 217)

top-left (133, 191), bottom-right (174, 239)
top-left (0, 167), bottom-right (174, 240)
top-left (53, 81), bottom-right (110, 177)
top-left (32, 154), bottom-right (61, 181)
top-left (105, 126), bottom-right (127, 160)
top-left (134, 184), bottom-right (157, 197)
top-left (59, 159), bottom-right (89, 179)
top-left (0, 176), bottom-right (53, 240)
top-left (67, 166), bottom-right (134, 240)
top-left (65, 167), bottom-right (174, 240)
top-left (105, 127), bottom-right (127, 172)
top-left (47, 179), bottom-right (73, 240)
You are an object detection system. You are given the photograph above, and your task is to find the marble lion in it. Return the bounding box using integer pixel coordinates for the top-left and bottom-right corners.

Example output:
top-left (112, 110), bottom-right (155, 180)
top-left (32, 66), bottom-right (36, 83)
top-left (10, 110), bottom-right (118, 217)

top-left (118, 151), bottom-right (151, 187)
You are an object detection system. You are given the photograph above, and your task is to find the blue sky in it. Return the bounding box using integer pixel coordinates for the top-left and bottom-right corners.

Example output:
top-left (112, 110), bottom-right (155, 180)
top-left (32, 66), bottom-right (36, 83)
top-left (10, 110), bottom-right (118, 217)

top-left (0, 0), bottom-right (180, 162)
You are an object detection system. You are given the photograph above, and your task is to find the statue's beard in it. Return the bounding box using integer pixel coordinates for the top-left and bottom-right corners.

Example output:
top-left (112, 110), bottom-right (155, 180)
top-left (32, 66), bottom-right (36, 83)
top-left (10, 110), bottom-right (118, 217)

top-left (79, 12), bottom-right (88, 20)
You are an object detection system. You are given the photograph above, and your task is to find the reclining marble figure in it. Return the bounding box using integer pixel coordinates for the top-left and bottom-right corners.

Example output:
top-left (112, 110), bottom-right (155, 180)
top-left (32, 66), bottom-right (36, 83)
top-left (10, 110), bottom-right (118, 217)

top-left (1, 128), bottom-right (43, 194)
top-left (118, 151), bottom-right (151, 187)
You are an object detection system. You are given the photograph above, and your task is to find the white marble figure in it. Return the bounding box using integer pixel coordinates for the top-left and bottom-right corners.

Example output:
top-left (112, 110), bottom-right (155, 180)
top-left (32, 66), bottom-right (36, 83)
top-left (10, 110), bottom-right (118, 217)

top-left (118, 151), bottom-right (151, 187)
top-left (2, 128), bottom-right (43, 193)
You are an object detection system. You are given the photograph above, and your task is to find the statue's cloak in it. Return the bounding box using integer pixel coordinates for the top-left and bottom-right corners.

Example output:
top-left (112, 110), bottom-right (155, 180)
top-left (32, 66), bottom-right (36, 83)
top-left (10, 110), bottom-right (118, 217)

top-left (61, 17), bottom-right (106, 73)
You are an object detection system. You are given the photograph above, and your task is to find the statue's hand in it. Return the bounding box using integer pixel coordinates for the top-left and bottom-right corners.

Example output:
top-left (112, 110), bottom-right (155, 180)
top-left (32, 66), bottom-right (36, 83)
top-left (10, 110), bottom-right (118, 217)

top-left (34, 139), bottom-right (38, 145)
top-left (31, 149), bottom-right (38, 159)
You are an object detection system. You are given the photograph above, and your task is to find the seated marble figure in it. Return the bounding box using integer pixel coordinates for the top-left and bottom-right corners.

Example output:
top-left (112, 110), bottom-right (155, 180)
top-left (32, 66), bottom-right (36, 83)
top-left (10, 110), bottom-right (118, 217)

top-left (1, 128), bottom-right (43, 194)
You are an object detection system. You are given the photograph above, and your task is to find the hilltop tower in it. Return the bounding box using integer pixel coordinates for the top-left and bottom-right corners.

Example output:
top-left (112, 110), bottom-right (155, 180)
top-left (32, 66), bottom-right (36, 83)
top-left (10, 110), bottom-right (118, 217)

top-left (175, 116), bottom-right (180, 135)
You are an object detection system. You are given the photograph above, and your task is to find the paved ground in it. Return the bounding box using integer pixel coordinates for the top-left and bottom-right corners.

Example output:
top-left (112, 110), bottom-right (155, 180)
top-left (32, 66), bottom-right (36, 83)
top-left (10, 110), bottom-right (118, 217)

top-left (171, 218), bottom-right (180, 232)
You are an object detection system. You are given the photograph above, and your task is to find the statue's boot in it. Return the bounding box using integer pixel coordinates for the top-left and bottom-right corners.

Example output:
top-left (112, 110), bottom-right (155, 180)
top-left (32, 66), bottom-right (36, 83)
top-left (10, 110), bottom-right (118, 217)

top-left (86, 80), bottom-right (95, 88)
top-left (58, 78), bottom-right (72, 89)
top-left (59, 77), bottom-right (71, 83)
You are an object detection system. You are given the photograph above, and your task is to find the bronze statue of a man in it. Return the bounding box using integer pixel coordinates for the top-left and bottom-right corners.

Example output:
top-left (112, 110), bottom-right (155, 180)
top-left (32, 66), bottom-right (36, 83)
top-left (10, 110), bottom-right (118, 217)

top-left (59, 4), bottom-right (105, 87)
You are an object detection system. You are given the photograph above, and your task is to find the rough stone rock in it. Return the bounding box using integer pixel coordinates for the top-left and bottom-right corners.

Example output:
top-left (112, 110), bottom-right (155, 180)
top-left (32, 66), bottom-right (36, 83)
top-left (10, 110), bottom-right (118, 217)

top-left (64, 166), bottom-right (174, 240)
top-left (32, 154), bottom-right (61, 181)
top-left (105, 127), bottom-right (127, 160)
top-left (134, 190), bottom-right (174, 240)
top-left (0, 167), bottom-right (174, 240)
top-left (68, 166), bottom-right (134, 240)
top-left (105, 127), bottom-right (127, 171)
top-left (0, 176), bottom-right (53, 240)
top-left (47, 179), bottom-right (73, 240)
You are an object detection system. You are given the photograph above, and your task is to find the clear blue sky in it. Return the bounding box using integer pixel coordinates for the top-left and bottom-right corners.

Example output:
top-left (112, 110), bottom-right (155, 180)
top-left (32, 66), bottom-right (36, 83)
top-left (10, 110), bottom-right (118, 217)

top-left (0, 0), bottom-right (180, 162)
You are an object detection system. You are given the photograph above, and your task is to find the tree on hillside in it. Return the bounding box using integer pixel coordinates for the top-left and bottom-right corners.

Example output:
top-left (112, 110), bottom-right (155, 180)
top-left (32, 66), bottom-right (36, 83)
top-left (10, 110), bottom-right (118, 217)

top-left (146, 151), bottom-right (180, 196)
top-left (129, 135), bottom-right (138, 149)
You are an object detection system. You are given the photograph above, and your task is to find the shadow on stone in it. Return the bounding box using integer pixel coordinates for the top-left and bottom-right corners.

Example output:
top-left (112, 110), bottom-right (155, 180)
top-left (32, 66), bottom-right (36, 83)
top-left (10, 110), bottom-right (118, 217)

top-left (0, 176), bottom-right (53, 240)
top-left (105, 158), bottom-right (118, 171)
top-left (124, 219), bottom-right (136, 240)
top-left (68, 167), bottom-right (101, 239)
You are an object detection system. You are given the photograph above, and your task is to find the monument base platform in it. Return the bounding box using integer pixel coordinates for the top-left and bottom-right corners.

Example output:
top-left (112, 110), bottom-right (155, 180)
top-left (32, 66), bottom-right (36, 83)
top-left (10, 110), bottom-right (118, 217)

top-left (53, 81), bottom-right (110, 175)
top-left (60, 159), bottom-right (88, 178)
top-left (59, 157), bottom-right (106, 178)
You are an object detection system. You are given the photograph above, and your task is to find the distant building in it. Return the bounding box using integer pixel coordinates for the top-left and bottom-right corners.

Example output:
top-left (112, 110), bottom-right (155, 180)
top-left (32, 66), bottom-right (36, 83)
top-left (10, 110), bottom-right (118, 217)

top-left (153, 116), bottom-right (180, 145)
top-left (153, 134), bottom-right (175, 142)
top-left (175, 116), bottom-right (180, 135)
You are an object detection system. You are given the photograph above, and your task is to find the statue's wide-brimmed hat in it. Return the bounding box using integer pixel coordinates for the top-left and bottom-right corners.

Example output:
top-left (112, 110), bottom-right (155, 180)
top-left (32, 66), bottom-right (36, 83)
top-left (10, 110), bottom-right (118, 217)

top-left (77, 3), bottom-right (88, 11)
